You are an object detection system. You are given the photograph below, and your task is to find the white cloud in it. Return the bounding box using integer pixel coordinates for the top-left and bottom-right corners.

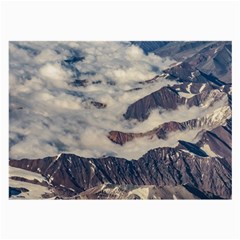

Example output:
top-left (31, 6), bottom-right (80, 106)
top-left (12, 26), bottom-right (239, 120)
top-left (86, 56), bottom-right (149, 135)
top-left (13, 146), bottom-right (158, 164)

top-left (39, 63), bottom-right (69, 82)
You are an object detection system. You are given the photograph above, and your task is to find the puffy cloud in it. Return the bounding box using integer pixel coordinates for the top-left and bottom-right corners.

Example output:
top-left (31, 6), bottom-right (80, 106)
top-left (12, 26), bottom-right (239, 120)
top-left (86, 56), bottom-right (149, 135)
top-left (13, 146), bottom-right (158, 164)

top-left (39, 63), bottom-right (69, 82)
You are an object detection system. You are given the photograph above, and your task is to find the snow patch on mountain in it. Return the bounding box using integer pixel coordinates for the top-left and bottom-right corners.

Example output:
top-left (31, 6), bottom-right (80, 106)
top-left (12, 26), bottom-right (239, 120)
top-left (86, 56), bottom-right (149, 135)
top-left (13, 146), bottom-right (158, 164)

top-left (9, 166), bottom-right (46, 182)
top-left (201, 144), bottom-right (218, 157)
top-left (9, 179), bottom-right (51, 199)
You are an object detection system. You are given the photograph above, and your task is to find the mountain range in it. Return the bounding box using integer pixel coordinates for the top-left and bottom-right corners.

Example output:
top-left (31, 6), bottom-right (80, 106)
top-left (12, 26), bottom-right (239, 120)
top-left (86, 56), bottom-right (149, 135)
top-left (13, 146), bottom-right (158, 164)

top-left (9, 41), bottom-right (232, 199)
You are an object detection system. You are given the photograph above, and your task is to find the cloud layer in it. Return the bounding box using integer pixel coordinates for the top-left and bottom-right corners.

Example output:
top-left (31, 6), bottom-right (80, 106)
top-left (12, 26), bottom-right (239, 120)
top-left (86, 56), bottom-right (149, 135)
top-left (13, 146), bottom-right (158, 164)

top-left (10, 41), bottom-right (218, 160)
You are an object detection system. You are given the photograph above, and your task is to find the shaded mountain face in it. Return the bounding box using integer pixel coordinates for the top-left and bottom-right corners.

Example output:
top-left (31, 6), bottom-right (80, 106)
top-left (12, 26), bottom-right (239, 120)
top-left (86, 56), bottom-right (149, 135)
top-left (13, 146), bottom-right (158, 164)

top-left (9, 41), bottom-right (232, 200)
top-left (124, 86), bottom-right (185, 121)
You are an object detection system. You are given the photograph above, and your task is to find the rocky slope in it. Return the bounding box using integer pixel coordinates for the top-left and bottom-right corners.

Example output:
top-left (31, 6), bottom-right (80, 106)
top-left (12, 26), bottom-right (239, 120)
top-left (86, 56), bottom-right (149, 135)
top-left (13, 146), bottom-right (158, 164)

top-left (161, 41), bottom-right (231, 84)
top-left (9, 139), bottom-right (231, 199)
